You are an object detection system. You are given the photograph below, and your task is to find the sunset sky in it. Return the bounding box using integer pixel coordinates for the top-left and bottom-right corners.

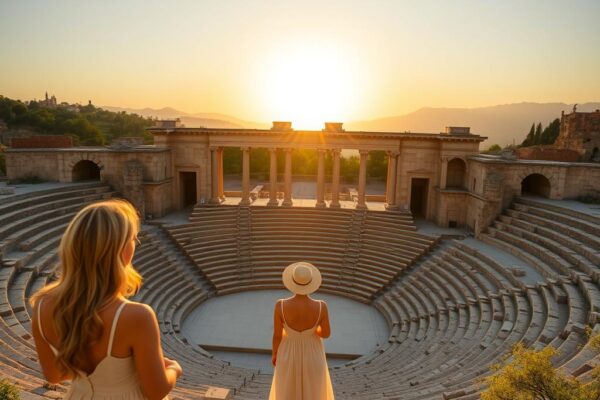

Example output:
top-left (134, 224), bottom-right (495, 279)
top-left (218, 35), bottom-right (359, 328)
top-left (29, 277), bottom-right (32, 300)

top-left (1, 0), bottom-right (599, 128)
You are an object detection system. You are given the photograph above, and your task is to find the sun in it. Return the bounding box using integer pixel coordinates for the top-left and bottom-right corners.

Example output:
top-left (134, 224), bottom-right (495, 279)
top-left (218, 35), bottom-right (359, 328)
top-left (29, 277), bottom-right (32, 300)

top-left (259, 42), bottom-right (362, 130)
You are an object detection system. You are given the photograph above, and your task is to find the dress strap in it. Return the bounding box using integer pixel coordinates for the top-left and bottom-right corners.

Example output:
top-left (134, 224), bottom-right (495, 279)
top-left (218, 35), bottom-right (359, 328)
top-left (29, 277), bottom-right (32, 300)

top-left (313, 301), bottom-right (322, 329)
top-left (37, 298), bottom-right (48, 343)
top-left (280, 300), bottom-right (287, 325)
top-left (107, 302), bottom-right (127, 357)
top-left (37, 298), bottom-right (58, 355)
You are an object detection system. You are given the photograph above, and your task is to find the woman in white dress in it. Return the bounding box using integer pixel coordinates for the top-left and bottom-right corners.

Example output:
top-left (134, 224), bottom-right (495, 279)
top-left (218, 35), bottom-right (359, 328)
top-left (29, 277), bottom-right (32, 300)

top-left (269, 262), bottom-right (335, 400)
top-left (31, 199), bottom-right (182, 399)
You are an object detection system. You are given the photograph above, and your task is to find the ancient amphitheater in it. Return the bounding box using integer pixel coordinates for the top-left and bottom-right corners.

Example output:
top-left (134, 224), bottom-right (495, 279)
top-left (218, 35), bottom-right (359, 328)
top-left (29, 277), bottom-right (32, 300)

top-left (1, 112), bottom-right (599, 399)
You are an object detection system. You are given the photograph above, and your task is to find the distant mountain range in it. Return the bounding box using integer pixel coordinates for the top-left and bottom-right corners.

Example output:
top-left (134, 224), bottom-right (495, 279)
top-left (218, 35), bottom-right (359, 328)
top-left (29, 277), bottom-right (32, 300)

top-left (101, 106), bottom-right (269, 130)
top-left (348, 102), bottom-right (600, 147)
top-left (103, 102), bottom-right (600, 147)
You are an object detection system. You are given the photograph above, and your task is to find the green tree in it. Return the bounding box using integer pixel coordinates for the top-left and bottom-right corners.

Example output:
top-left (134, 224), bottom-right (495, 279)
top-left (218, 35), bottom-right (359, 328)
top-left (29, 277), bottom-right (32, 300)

top-left (0, 379), bottom-right (20, 400)
top-left (486, 144), bottom-right (502, 153)
top-left (367, 150), bottom-right (387, 179)
top-left (482, 339), bottom-right (600, 400)
top-left (533, 123), bottom-right (543, 145)
top-left (522, 123), bottom-right (536, 147)
top-left (540, 118), bottom-right (561, 145)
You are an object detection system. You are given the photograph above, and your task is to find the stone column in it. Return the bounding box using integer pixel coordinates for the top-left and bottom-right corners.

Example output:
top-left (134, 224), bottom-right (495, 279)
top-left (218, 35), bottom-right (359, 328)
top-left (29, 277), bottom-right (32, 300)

top-left (330, 149), bottom-right (341, 208)
top-left (385, 151), bottom-right (399, 210)
top-left (316, 149), bottom-right (326, 208)
top-left (267, 148), bottom-right (279, 207)
top-left (209, 147), bottom-right (220, 204)
top-left (282, 148), bottom-right (293, 207)
top-left (240, 146), bottom-right (251, 206)
top-left (357, 149), bottom-right (368, 209)
top-left (218, 147), bottom-right (225, 201)
top-left (440, 156), bottom-right (448, 189)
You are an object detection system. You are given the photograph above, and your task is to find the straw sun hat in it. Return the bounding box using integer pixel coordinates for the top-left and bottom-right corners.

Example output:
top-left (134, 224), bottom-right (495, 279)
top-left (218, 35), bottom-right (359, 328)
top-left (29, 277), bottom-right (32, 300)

top-left (282, 262), bottom-right (322, 295)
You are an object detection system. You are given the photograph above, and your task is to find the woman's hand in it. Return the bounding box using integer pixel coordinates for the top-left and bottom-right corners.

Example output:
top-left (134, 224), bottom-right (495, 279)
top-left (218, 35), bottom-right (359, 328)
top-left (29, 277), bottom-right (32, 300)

top-left (271, 352), bottom-right (277, 366)
top-left (164, 357), bottom-right (183, 378)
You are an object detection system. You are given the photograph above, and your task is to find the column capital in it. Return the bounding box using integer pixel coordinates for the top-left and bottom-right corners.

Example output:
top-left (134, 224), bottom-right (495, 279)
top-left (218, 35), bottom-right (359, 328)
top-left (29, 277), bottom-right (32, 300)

top-left (268, 147), bottom-right (278, 153)
top-left (284, 148), bottom-right (294, 153)
top-left (209, 146), bottom-right (219, 152)
top-left (359, 149), bottom-right (369, 156)
top-left (441, 155), bottom-right (450, 163)
top-left (330, 148), bottom-right (342, 155)
top-left (387, 150), bottom-right (400, 157)
top-left (317, 148), bottom-right (327, 154)
top-left (240, 146), bottom-right (250, 151)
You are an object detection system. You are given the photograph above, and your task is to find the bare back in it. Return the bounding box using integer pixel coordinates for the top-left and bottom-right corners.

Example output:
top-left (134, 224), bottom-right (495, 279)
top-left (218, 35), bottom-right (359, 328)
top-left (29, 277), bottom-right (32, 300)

top-left (279, 296), bottom-right (324, 332)
top-left (36, 295), bottom-right (134, 375)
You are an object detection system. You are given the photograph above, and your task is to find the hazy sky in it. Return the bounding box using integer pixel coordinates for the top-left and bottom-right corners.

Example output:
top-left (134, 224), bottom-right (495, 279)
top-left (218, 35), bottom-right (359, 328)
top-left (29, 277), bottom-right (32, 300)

top-left (1, 0), bottom-right (599, 127)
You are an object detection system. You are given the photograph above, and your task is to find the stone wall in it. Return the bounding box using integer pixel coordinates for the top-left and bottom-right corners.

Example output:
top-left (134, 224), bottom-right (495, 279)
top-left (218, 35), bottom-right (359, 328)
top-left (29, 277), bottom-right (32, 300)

top-left (10, 135), bottom-right (73, 148)
top-left (554, 110), bottom-right (600, 161)
top-left (516, 145), bottom-right (580, 162)
top-left (6, 147), bottom-right (173, 217)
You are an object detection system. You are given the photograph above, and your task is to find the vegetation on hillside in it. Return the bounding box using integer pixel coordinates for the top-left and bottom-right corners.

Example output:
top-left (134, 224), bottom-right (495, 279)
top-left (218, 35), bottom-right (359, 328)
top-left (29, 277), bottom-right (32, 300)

top-left (223, 148), bottom-right (388, 181)
top-left (482, 333), bottom-right (600, 400)
top-left (0, 95), bottom-right (153, 146)
top-left (521, 119), bottom-right (561, 147)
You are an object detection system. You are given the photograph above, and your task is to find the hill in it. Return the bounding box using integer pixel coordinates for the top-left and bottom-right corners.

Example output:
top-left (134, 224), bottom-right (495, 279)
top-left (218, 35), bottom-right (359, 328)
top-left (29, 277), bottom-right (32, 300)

top-left (101, 106), bottom-right (269, 130)
top-left (347, 102), bottom-right (600, 146)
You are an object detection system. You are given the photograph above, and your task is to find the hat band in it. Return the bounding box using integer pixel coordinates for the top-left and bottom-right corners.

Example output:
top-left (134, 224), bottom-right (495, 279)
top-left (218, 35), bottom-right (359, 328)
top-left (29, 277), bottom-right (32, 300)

top-left (292, 276), bottom-right (312, 286)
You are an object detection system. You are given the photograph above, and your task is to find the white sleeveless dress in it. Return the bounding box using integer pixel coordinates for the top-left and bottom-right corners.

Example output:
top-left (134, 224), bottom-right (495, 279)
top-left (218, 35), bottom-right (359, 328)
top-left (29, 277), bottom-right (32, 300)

top-left (269, 300), bottom-right (335, 400)
top-left (38, 300), bottom-right (155, 399)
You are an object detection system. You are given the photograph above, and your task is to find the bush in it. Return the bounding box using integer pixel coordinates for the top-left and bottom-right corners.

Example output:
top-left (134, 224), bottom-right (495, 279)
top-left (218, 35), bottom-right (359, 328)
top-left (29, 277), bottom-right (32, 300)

top-left (0, 379), bottom-right (20, 400)
top-left (482, 339), bottom-right (600, 400)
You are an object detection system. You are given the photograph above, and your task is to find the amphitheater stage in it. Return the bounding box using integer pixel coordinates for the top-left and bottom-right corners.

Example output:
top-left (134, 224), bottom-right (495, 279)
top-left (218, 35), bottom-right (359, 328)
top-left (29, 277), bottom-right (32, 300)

top-left (181, 290), bottom-right (389, 372)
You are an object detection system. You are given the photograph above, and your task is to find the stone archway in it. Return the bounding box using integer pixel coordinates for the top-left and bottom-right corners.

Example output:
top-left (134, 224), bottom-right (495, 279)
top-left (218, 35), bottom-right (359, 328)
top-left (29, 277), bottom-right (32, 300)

top-left (446, 158), bottom-right (466, 188)
top-left (521, 173), bottom-right (551, 198)
top-left (72, 160), bottom-right (100, 182)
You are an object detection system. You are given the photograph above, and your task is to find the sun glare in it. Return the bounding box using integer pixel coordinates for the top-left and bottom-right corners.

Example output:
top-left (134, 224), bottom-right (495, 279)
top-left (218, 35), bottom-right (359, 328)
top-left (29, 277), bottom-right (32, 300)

top-left (260, 42), bottom-right (362, 130)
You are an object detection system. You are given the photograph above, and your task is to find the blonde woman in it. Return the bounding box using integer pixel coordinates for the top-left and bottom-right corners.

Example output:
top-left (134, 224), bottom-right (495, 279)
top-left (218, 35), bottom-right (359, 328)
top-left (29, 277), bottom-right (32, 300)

top-left (30, 199), bottom-right (182, 399)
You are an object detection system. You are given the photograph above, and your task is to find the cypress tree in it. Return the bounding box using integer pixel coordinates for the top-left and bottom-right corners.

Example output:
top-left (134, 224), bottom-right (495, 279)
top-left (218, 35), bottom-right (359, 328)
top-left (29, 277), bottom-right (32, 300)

top-left (521, 123), bottom-right (535, 147)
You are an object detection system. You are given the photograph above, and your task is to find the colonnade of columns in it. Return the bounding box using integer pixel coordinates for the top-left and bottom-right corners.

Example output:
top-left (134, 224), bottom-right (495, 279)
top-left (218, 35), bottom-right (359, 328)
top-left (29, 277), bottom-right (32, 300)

top-left (210, 146), bottom-right (400, 210)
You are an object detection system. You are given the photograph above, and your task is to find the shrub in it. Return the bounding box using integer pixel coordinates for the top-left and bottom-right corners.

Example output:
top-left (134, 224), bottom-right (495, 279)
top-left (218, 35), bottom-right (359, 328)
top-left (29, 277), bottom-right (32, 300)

top-left (0, 379), bottom-right (20, 400)
top-left (482, 339), bottom-right (600, 400)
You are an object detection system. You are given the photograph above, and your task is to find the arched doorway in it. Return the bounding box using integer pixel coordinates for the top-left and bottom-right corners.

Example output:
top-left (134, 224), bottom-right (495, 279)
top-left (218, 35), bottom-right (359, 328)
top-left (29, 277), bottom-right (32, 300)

top-left (72, 160), bottom-right (100, 182)
top-left (410, 178), bottom-right (429, 217)
top-left (521, 173), bottom-right (551, 198)
top-left (446, 158), bottom-right (466, 188)
top-left (591, 147), bottom-right (599, 162)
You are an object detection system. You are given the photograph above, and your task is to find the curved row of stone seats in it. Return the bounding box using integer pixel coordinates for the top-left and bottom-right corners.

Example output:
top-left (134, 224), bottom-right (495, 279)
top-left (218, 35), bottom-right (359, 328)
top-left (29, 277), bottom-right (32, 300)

top-left (0, 183), bottom-right (122, 398)
top-left (482, 197), bottom-right (600, 323)
top-left (311, 238), bottom-right (595, 400)
top-left (131, 228), bottom-right (253, 398)
top-left (167, 205), bottom-right (436, 304)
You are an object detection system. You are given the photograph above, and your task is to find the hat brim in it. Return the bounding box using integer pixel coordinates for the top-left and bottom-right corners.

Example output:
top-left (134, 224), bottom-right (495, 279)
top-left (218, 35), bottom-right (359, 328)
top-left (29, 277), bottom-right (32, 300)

top-left (282, 262), bottom-right (322, 295)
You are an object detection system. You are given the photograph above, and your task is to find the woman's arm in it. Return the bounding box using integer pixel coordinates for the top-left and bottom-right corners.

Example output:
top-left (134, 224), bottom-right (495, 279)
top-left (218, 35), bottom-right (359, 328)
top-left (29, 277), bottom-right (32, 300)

top-left (271, 300), bottom-right (283, 366)
top-left (31, 301), bottom-right (72, 383)
top-left (128, 303), bottom-right (182, 400)
top-left (316, 301), bottom-right (331, 339)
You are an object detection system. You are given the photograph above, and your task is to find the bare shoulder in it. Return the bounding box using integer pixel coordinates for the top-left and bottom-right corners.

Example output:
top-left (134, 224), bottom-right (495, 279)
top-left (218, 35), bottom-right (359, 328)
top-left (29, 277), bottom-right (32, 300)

top-left (121, 301), bottom-right (157, 327)
top-left (319, 300), bottom-right (329, 311)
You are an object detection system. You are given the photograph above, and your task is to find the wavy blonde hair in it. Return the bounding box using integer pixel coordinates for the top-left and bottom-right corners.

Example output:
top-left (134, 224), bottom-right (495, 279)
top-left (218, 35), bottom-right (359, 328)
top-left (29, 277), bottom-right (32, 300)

top-left (30, 199), bottom-right (142, 376)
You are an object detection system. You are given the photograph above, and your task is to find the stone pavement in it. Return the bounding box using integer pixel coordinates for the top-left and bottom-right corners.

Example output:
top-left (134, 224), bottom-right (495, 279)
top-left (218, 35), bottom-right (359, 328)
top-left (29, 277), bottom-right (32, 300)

top-left (181, 290), bottom-right (389, 372)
